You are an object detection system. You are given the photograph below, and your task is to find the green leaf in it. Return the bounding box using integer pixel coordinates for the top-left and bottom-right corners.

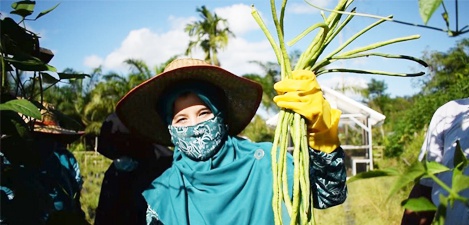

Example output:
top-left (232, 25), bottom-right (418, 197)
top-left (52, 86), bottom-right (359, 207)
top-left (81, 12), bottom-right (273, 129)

top-left (426, 161), bottom-right (450, 175)
top-left (453, 140), bottom-right (468, 170)
top-left (4, 56), bottom-right (57, 72)
top-left (438, 194), bottom-right (448, 208)
top-left (433, 202), bottom-right (447, 225)
top-left (418, 0), bottom-right (443, 25)
top-left (386, 161), bottom-right (426, 201)
top-left (57, 72), bottom-right (90, 80)
top-left (10, 0), bottom-right (36, 18)
top-left (0, 110), bottom-right (31, 137)
top-left (0, 99), bottom-right (41, 119)
top-left (451, 169), bottom-right (469, 193)
top-left (347, 168), bottom-right (399, 183)
top-left (35, 3), bottom-right (60, 20)
top-left (40, 72), bottom-right (59, 84)
top-left (401, 197), bottom-right (437, 212)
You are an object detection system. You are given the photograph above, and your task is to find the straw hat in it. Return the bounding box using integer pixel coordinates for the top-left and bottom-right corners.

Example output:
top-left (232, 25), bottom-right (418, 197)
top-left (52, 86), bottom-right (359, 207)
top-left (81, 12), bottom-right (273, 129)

top-left (32, 103), bottom-right (85, 143)
top-left (116, 58), bottom-right (263, 146)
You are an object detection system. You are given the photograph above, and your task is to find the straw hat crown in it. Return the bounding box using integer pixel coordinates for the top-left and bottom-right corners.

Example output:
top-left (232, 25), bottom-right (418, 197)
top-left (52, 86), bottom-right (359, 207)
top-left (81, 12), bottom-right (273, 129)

top-left (116, 58), bottom-right (263, 146)
top-left (162, 58), bottom-right (209, 72)
top-left (32, 103), bottom-right (84, 136)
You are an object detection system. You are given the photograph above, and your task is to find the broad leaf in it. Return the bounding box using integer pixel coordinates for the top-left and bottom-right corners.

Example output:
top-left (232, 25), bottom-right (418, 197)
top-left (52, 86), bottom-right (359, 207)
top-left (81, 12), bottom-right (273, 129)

top-left (453, 140), bottom-right (468, 170)
top-left (433, 201), bottom-right (447, 225)
top-left (418, 0), bottom-right (443, 25)
top-left (386, 161), bottom-right (426, 202)
top-left (4, 56), bottom-right (57, 72)
top-left (347, 168), bottom-right (399, 183)
top-left (451, 169), bottom-right (469, 193)
top-left (401, 197), bottom-right (437, 212)
top-left (426, 161), bottom-right (450, 175)
top-left (35, 3), bottom-right (60, 20)
top-left (0, 99), bottom-right (41, 119)
top-left (58, 72), bottom-right (90, 80)
top-left (0, 110), bottom-right (31, 138)
top-left (10, 0), bottom-right (36, 18)
top-left (40, 72), bottom-right (60, 84)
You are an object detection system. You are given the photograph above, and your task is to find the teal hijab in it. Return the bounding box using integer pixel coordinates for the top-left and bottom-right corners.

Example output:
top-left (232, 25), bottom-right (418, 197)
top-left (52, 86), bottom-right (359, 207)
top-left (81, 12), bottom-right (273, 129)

top-left (144, 84), bottom-right (294, 224)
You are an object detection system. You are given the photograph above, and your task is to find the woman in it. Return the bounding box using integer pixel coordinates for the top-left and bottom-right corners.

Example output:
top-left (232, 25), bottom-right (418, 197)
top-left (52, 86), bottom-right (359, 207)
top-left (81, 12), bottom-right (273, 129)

top-left (116, 58), bottom-right (347, 225)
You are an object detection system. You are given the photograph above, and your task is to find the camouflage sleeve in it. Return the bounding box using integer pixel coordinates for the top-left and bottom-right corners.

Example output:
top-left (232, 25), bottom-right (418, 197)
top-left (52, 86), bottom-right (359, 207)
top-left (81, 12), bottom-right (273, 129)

top-left (309, 146), bottom-right (348, 209)
top-left (146, 205), bottom-right (164, 225)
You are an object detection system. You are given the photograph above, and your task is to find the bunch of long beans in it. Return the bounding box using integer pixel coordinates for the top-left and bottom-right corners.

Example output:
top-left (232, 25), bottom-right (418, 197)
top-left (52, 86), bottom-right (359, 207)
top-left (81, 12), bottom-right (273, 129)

top-left (251, 0), bottom-right (427, 225)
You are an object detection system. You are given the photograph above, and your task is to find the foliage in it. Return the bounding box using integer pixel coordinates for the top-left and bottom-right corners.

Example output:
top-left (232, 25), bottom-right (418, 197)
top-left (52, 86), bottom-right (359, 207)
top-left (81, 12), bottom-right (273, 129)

top-left (240, 115), bottom-right (275, 142)
top-left (349, 141), bottom-right (469, 225)
top-left (384, 38), bottom-right (469, 157)
top-left (252, 0), bottom-right (428, 224)
top-left (1, 0), bottom-right (89, 140)
top-left (417, 0), bottom-right (468, 36)
top-left (314, 177), bottom-right (407, 225)
top-left (184, 5), bottom-right (234, 66)
top-left (74, 151), bottom-right (112, 224)
top-left (0, 2), bottom-right (91, 224)
top-left (361, 78), bottom-right (391, 113)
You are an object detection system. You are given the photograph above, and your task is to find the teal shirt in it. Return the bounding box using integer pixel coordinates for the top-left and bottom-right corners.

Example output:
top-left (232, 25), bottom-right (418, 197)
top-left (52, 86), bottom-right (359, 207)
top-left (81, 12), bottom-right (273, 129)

top-left (144, 136), bottom-right (347, 225)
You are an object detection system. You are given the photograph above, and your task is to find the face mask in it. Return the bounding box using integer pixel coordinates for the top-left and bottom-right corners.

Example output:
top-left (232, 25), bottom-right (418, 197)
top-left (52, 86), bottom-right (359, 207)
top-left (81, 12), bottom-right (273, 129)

top-left (168, 115), bottom-right (228, 161)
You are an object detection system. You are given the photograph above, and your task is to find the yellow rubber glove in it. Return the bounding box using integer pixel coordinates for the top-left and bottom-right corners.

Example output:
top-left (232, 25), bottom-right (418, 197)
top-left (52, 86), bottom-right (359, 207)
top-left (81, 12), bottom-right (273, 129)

top-left (273, 70), bottom-right (341, 153)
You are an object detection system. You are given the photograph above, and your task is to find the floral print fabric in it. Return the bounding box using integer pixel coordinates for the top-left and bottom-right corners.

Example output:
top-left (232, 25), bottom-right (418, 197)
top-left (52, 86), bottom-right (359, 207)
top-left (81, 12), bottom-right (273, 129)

top-left (168, 115), bottom-right (228, 161)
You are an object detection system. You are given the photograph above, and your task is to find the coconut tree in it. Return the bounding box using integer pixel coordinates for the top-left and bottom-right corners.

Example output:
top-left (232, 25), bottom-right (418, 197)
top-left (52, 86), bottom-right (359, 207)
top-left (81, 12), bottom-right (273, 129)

top-left (184, 6), bottom-right (234, 66)
top-left (242, 60), bottom-right (281, 115)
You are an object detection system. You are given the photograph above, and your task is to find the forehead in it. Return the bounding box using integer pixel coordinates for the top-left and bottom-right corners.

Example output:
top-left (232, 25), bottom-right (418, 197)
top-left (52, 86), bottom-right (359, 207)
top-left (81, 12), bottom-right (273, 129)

top-left (173, 92), bottom-right (207, 114)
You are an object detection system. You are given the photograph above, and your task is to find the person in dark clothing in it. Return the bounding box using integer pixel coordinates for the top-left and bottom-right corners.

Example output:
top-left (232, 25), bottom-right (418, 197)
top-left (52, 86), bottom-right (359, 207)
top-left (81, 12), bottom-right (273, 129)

top-left (94, 113), bottom-right (172, 225)
top-left (0, 103), bottom-right (88, 225)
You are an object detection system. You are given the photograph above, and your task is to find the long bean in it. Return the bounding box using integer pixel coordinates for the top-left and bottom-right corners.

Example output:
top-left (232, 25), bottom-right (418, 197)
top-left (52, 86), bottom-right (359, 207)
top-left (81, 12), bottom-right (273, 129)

top-left (251, 0), bottom-right (427, 225)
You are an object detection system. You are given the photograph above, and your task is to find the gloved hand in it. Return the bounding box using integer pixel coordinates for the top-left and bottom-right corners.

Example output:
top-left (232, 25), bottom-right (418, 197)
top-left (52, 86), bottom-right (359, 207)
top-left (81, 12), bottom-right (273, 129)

top-left (273, 70), bottom-right (341, 153)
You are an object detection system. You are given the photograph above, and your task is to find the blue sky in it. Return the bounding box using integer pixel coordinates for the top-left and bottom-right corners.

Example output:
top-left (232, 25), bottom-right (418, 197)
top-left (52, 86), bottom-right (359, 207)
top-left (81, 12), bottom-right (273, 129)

top-left (1, 0), bottom-right (468, 99)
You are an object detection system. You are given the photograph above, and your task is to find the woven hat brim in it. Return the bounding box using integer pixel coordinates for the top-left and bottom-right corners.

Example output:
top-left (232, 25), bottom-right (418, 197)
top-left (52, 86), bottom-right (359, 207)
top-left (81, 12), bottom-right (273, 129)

top-left (33, 125), bottom-right (85, 135)
top-left (116, 65), bottom-right (262, 146)
top-left (33, 125), bottom-right (84, 143)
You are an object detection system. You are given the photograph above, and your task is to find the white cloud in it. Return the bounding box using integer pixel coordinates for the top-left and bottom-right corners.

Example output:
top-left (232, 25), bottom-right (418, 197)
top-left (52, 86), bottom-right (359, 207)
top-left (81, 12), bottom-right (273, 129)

top-left (83, 55), bottom-right (103, 69)
top-left (168, 15), bottom-right (196, 30)
top-left (91, 27), bottom-right (190, 73)
top-left (214, 4), bottom-right (260, 35)
top-left (318, 74), bottom-right (368, 100)
top-left (219, 38), bottom-right (277, 76)
top-left (84, 4), bottom-right (276, 76)
top-left (288, 0), bottom-right (334, 14)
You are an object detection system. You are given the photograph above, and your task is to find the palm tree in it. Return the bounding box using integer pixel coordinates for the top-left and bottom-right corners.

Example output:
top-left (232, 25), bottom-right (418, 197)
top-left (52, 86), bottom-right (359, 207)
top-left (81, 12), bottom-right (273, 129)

top-left (242, 60), bottom-right (282, 114)
top-left (185, 6), bottom-right (234, 66)
top-left (124, 59), bottom-right (152, 87)
top-left (155, 55), bottom-right (180, 74)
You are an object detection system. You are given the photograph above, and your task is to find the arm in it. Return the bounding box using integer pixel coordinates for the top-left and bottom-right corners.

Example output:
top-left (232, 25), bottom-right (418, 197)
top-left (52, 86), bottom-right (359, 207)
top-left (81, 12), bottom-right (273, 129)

top-left (401, 104), bottom-right (446, 224)
top-left (274, 70), bottom-right (348, 209)
top-left (400, 183), bottom-right (434, 225)
top-left (146, 205), bottom-right (164, 225)
top-left (309, 147), bottom-right (347, 209)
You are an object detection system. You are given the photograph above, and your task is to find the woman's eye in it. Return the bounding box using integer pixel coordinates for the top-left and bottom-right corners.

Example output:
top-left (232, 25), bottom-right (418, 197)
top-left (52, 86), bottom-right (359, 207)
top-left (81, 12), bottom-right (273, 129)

top-left (200, 110), bottom-right (212, 117)
top-left (174, 117), bottom-right (186, 124)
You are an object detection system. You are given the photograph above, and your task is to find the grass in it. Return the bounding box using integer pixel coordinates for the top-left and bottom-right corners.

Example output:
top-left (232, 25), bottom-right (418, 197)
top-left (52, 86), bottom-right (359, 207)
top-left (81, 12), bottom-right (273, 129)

top-left (73, 148), bottom-right (416, 225)
top-left (314, 177), bottom-right (410, 225)
top-left (74, 151), bottom-right (112, 224)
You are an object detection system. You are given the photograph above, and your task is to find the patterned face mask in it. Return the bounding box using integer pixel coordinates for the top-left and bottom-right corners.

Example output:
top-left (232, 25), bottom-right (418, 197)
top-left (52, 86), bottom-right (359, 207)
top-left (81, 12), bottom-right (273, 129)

top-left (168, 115), bottom-right (228, 161)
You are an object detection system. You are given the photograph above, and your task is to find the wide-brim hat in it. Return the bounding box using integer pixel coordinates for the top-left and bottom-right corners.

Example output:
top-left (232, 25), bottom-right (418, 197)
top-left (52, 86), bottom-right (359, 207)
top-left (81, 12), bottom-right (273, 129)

top-left (31, 103), bottom-right (85, 143)
top-left (116, 58), bottom-right (263, 146)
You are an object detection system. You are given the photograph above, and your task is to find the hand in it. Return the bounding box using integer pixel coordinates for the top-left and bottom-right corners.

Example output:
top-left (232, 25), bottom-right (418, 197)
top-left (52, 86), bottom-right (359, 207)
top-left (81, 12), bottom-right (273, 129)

top-left (273, 70), bottom-right (341, 153)
top-left (105, 113), bottom-right (130, 134)
top-left (98, 113), bottom-right (163, 160)
top-left (98, 113), bottom-right (137, 159)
